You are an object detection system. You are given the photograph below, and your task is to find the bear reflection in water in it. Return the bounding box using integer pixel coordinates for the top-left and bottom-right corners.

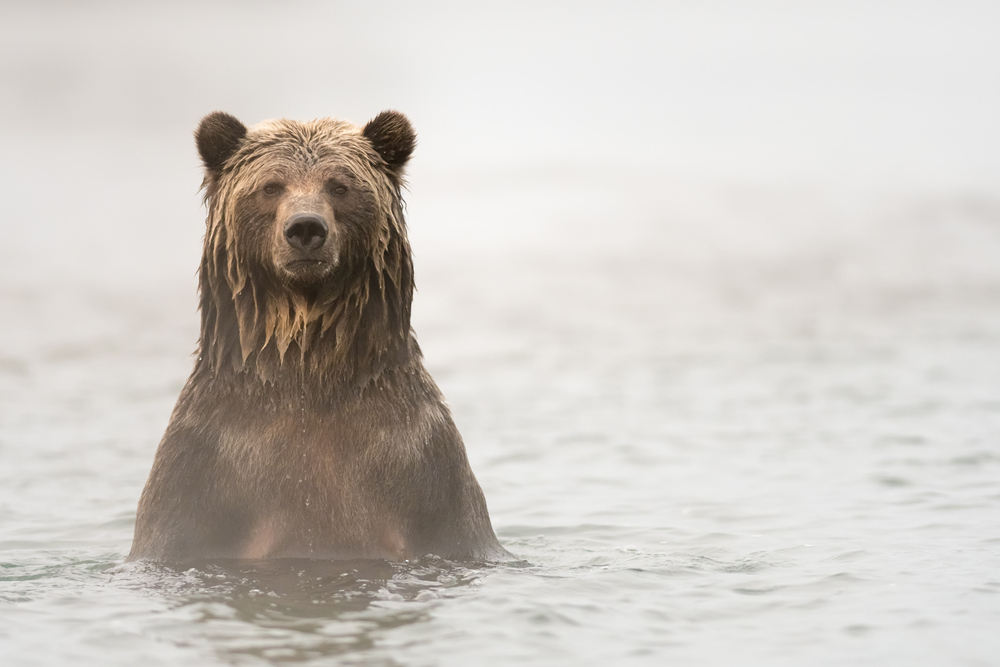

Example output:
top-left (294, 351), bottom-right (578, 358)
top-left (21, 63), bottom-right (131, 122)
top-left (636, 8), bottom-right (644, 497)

top-left (128, 111), bottom-right (509, 564)
top-left (112, 556), bottom-right (489, 662)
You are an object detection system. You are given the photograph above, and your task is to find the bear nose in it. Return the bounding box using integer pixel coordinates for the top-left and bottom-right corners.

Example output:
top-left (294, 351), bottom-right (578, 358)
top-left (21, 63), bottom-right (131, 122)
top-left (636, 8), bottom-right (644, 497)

top-left (284, 214), bottom-right (328, 251)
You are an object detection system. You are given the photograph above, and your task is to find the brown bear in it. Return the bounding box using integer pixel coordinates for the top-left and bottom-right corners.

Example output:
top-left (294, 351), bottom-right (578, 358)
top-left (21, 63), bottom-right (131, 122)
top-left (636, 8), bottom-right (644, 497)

top-left (127, 111), bottom-right (509, 563)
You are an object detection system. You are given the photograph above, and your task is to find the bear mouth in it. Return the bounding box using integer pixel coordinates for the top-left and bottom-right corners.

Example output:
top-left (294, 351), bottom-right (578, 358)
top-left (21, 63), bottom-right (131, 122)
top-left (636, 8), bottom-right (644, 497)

top-left (286, 259), bottom-right (328, 268)
top-left (282, 259), bottom-right (337, 284)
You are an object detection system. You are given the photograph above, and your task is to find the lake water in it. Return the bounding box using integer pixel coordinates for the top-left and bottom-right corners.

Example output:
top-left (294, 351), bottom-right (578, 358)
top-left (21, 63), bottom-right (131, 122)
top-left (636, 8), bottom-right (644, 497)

top-left (2, 2), bottom-right (1000, 665)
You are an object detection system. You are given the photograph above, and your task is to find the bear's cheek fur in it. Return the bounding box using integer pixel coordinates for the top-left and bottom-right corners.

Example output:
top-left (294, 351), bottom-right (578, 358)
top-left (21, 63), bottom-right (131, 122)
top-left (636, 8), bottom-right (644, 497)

top-left (327, 190), bottom-right (380, 255)
top-left (231, 197), bottom-right (290, 278)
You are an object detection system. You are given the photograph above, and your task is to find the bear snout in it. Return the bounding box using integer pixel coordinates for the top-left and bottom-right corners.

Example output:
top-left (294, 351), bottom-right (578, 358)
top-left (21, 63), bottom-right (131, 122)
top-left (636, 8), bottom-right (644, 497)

top-left (284, 214), bottom-right (329, 251)
top-left (275, 207), bottom-right (339, 281)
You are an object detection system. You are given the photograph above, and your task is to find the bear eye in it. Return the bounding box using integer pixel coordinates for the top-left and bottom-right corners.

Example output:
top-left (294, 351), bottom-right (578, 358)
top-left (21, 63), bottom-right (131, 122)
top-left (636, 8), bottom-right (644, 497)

top-left (262, 183), bottom-right (283, 197)
top-left (328, 182), bottom-right (348, 196)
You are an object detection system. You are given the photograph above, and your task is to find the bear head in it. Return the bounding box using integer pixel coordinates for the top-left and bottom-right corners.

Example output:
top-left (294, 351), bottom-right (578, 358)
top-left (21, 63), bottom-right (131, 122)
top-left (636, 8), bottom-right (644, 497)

top-left (193, 111), bottom-right (417, 382)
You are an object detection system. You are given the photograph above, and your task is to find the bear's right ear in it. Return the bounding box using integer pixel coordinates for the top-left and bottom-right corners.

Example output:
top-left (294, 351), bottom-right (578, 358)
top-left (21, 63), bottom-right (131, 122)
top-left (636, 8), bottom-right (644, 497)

top-left (195, 112), bottom-right (248, 175)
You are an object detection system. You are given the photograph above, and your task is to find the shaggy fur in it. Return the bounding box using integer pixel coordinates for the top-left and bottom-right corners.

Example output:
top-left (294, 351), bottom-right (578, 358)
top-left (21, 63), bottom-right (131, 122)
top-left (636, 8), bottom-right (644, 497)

top-left (128, 111), bottom-right (508, 563)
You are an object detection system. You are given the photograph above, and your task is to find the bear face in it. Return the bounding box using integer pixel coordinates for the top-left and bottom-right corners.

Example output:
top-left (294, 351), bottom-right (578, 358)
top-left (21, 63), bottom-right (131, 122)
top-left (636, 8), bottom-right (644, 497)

top-left (194, 112), bottom-right (417, 380)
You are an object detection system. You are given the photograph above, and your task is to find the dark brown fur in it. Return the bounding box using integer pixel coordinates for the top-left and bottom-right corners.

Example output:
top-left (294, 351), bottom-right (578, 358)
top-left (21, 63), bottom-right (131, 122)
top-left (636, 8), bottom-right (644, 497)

top-left (128, 111), bottom-right (509, 563)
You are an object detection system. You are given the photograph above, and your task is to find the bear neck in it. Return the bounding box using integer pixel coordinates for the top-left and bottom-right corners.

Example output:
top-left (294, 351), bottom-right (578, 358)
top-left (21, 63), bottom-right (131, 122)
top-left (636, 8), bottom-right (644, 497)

top-left (195, 253), bottom-right (416, 394)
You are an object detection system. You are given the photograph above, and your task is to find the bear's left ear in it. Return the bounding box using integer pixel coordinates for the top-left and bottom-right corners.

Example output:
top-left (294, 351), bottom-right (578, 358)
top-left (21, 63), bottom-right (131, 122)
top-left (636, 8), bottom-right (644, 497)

top-left (363, 110), bottom-right (416, 174)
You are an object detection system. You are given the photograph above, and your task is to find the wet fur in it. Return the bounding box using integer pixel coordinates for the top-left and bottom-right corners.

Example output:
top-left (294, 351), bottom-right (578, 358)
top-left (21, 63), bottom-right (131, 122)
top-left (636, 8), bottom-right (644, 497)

top-left (128, 112), bottom-right (508, 563)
